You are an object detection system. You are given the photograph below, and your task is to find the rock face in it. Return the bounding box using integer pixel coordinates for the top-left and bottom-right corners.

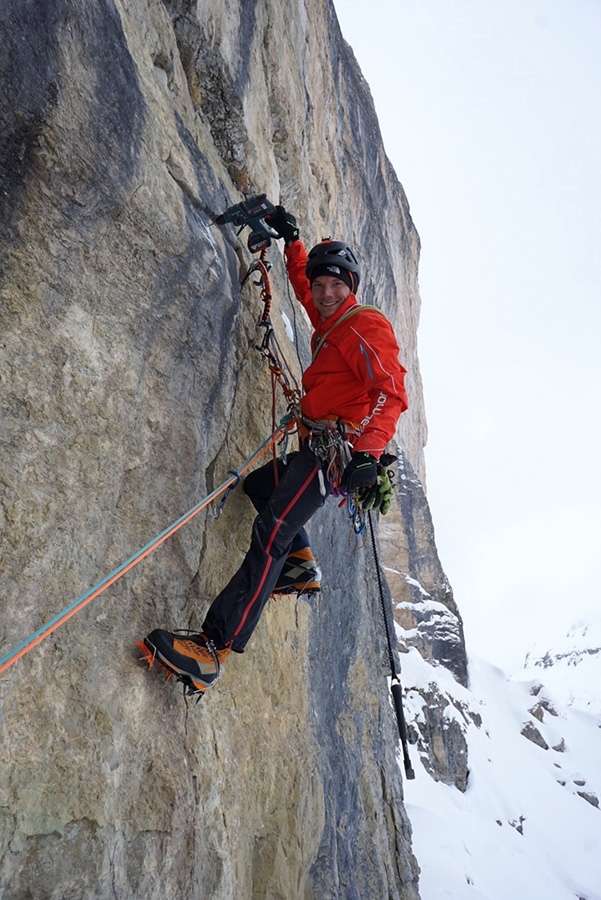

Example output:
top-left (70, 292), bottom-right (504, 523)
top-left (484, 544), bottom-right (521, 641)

top-left (381, 452), bottom-right (467, 687)
top-left (0, 0), bottom-right (465, 897)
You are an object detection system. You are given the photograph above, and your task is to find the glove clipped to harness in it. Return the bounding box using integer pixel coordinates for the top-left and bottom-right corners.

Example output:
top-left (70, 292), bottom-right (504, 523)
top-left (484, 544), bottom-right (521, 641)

top-left (264, 205), bottom-right (299, 244)
top-left (356, 453), bottom-right (397, 515)
top-left (340, 451), bottom-right (378, 492)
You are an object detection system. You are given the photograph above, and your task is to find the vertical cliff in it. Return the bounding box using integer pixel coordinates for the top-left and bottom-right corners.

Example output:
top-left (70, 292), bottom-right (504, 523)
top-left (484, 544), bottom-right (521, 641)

top-left (0, 0), bottom-right (462, 897)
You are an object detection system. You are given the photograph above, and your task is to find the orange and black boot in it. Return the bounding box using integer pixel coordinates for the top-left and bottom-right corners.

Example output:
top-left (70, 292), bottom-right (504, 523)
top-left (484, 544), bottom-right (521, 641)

top-left (272, 547), bottom-right (321, 596)
top-left (138, 629), bottom-right (230, 698)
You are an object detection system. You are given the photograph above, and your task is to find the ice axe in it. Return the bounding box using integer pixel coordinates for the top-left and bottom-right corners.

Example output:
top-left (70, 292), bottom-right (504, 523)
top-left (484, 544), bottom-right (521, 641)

top-left (368, 511), bottom-right (415, 780)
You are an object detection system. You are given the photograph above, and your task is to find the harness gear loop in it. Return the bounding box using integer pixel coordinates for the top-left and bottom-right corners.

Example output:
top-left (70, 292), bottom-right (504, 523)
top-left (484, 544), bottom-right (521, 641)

top-left (305, 419), bottom-right (354, 496)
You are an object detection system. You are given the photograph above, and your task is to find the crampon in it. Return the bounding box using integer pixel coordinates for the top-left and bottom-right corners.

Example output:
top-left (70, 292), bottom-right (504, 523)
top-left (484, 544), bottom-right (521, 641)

top-left (136, 628), bottom-right (229, 700)
top-left (136, 638), bottom-right (207, 699)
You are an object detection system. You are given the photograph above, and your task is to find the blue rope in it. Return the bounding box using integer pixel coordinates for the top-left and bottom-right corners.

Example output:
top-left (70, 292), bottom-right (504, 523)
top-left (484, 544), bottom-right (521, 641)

top-left (0, 415), bottom-right (295, 674)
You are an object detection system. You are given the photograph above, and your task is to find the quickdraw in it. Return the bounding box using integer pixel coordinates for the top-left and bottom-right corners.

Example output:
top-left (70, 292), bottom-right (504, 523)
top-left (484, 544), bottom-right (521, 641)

top-left (212, 470), bottom-right (242, 519)
top-left (217, 199), bottom-right (302, 465)
top-left (306, 420), bottom-right (353, 497)
top-left (246, 251), bottom-right (301, 414)
top-left (346, 492), bottom-right (367, 541)
top-left (242, 249), bottom-right (302, 479)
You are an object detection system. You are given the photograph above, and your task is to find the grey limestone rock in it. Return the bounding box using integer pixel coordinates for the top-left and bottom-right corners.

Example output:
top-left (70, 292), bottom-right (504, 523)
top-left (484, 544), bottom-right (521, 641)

top-left (0, 0), bottom-right (435, 897)
top-left (520, 721), bottom-right (550, 750)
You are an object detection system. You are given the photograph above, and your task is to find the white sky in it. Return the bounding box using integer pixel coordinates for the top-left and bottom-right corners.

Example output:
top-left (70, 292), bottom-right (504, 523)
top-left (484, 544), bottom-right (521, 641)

top-left (333, 0), bottom-right (601, 672)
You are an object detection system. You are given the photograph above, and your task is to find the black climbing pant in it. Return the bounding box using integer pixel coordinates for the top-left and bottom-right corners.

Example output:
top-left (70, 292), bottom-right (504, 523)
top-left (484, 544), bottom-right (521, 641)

top-left (202, 441), bottom-right (329, 652)
top-left (243, 451), bottom-right (312, 554)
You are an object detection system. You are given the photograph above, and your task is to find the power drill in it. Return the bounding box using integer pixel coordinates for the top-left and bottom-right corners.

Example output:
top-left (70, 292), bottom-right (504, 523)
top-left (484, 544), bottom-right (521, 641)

top-left (215, 194), bottom-right (279, 253)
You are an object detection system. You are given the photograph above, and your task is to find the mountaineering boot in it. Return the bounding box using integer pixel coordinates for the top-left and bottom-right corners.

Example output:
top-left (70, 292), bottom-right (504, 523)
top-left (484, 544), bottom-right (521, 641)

top-left (138, 629), bottom-right (230, 697)
top-left (272, 547), bottom-right (321, 596)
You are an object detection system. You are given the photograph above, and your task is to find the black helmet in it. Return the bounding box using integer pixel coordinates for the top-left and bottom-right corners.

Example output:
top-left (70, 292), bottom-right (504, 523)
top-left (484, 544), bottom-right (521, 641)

top-left (305, 240), bottom-right (361, 292)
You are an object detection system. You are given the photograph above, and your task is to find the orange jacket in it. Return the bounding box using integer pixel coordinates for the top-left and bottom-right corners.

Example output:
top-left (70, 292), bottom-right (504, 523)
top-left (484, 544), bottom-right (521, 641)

top-left (285, 241), bottom-right (408, 457)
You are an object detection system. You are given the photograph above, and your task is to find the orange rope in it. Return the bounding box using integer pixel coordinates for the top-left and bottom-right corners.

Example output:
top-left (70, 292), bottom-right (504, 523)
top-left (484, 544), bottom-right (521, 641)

top-left (0, 419), bottom-right (292, 676)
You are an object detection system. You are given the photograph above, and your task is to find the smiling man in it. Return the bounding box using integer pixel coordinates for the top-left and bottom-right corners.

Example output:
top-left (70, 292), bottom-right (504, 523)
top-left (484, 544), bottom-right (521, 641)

top-left (140, 207), bottom-right (408, 699)
top-left (284, 233), bottom-right (406, 460)
top-left (311, 272), bottom-right (350, 317)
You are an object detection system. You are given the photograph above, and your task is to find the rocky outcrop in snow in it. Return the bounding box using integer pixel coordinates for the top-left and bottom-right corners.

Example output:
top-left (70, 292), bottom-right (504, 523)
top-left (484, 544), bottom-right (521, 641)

top-left (401, 650), bottom-right (601, 899)
top-left (378, 450), bottom-right (470, 791)
top-left (519, 622), bottom-right (601, 715)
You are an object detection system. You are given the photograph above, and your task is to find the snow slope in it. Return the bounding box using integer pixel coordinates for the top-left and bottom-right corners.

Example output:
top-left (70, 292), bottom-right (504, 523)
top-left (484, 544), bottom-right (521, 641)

top-left (401, 646), bottom-right (601, 900)
top-left (514, 621), bottom-right (601, 716)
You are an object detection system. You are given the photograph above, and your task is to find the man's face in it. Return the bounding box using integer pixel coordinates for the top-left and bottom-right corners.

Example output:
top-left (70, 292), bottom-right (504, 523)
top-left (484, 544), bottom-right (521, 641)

top-left (311, 275), bottom-right (351, 319)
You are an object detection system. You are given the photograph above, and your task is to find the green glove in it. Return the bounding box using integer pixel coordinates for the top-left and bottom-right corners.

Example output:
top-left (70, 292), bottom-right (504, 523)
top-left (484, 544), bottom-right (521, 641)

top-left (341, 452), bottom-right (378, 492)
top-left (264, 205), bottom-right (299, 244)
top-left (357, 461), bottom-right (395, 515)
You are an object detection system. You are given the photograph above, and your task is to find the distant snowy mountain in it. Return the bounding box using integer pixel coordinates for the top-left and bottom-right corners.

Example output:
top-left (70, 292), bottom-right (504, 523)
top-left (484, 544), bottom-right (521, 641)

top-left (399, 644), bottom-right (601, 900)
top-left (514, 621), bottom-right (601, 716)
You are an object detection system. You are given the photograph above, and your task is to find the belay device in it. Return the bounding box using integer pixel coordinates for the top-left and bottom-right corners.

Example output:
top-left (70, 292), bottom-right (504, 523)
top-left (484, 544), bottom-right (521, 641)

top-left (215, 193), bottom-right (279, 254)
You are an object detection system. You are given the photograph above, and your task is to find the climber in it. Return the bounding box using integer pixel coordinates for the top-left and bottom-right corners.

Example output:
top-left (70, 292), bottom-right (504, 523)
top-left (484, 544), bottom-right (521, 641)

top-left (139, 206), bottom-right (409, 697)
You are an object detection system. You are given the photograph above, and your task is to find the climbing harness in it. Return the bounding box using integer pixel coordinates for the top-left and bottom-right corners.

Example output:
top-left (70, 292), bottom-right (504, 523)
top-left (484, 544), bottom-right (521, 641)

top-left (302, 418), bottom-right (371, 546)
top-left (305, 418), bottom-right (354, 497)
top-left (0, 417), bottom-right (294, 677)
top-left (368, 510), bottom-right (415, 780)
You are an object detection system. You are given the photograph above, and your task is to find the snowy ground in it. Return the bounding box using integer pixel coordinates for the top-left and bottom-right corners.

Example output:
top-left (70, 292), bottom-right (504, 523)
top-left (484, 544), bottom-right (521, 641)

top-left (515, 622), bottom-right (601, 717)
top-left (400, 643), bottom-right (601, 900)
